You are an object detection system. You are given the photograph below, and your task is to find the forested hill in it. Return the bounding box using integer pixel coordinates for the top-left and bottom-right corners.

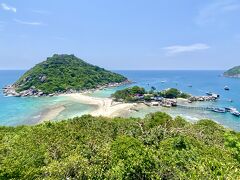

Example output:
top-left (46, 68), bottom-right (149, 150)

top-left (0, 112), bottom-right (240, 179)
top-left (13, 54), bottom-right (128, 95)
top-left (224, 66), bottom-right (240, 78)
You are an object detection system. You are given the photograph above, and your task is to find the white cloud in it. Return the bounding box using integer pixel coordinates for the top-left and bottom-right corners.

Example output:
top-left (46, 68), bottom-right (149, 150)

top-left (196, 0), bottom-right (240, 25)
top-left (162, 43), bottom-right (210, 56)
top-left (1, 3), bottom-right (16, 13)
top-left (14, 19), bottom-right (45, 26)
top-left (31, 10), bottom-right (50, 15)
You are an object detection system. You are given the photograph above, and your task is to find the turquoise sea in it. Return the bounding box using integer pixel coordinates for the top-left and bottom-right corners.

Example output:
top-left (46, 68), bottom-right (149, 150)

top-left (0, 70), bottom-right (240, 131)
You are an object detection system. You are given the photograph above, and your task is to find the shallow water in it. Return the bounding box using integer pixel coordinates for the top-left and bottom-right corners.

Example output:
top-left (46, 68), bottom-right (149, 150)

top-left (0, 70), bottom-right (96, 126)
top-left (0, 70), bottom-right (240, 131)
top-left (92, 70), bottom-right (240, 131)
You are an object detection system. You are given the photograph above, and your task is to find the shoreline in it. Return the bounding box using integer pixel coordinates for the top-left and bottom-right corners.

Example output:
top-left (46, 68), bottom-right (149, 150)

top-left (38, 105), bottom-right (66, 123)
top-left (35, 95), bottom-right (220, 123)
top-left (61, 93), bottom-right (135, 117)
top-left (2, 90), bottom-right (238, 131)
top-left (37, 93), bottom-right (137, 122)
top-left (3, 80), bottom-right (132, 97)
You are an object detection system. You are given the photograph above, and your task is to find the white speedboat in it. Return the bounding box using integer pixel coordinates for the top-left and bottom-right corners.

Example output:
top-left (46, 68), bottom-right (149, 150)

top-left (230, 110), bottom-right (240, 117)
top-left (225, 107), bottom-right (237, 112)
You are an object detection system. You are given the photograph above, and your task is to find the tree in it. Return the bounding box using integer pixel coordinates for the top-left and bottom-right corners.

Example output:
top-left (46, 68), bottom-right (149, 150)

top-left (162, 88), bottom-right (181, 98)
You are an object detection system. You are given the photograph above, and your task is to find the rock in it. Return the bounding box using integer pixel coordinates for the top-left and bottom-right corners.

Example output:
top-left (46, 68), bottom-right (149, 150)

top-left (39, 75), bottom-right (47, 82)
top-left (38, 92), bottom-right (44, 96)
top-left (23, 76), bottom-right (32, 82)
top-left (188, 95), bottom-right (217, 102)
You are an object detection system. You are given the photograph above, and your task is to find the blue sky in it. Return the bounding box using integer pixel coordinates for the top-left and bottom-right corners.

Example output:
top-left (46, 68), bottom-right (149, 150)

top-left (0, 0), bottom-right (240, 70)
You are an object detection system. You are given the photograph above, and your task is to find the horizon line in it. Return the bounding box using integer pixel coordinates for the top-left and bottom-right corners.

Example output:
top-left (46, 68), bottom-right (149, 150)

top-left (0, 69), bottom-right (227, 71)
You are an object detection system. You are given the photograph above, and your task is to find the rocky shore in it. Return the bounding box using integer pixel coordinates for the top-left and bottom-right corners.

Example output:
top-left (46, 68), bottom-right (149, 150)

top-left (3, 85), bottom-right (44, 97)
top-left (2, 80), bottom-right (132, 97)
top-left (224, 74), bottom-right (240, 78)
top-left (142, 95), bottom-right (217, 108)
top-left (188, 95), bottom-right (218, 102)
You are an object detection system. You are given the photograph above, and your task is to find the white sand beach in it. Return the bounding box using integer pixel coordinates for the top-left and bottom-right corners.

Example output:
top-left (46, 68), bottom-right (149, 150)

top-left (39, 105), bottom-right (66, 123)
top-left (62, 93), bottom-right (135, 117)
top-left (39, 93), bottom-right (136, 122)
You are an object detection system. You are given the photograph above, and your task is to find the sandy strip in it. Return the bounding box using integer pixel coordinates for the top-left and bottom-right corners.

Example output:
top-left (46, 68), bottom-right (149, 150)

top-left (39, 105), bottom-right (65, 123)
top-left (38, 93), bottom-right (136, 123)
top-left (61, 93), bottom-right (135, 117)
top-left (37, 95), bottom-right (190, 123)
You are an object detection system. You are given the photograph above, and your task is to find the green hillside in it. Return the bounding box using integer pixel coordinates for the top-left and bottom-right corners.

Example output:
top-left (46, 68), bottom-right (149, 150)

top-left (224, 66), bottom-right (240, 77)
top-left (14, 54), bottom-right (127, 94)
top-left (1, 112), bottom-right (240, 179)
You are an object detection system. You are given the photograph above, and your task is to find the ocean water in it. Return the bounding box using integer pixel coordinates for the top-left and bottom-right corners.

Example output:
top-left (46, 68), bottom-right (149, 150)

top-left (0, 70), bottom-right (240, 131)
top-left (0, 70), bottom-right (95, 126)
top-left (92, 70), bottom-right (240, 131)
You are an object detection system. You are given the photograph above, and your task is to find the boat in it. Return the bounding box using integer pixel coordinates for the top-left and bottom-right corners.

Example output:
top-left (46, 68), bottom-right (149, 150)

top-left (225, 107), bottom-right (237, 112)
top-left (224, 86), bottom-right (230, 91)
top-left (162, 104), bottom-right (172, 108)
top-left (188, 85), bottom-right (192, 88)
top-left (206, 92), bottom-right (212, 96)
top-left (211, 108), bottom-right (226, 113)
top-left (206, 92), bottom-right (220, 98)
top-left (151, 102), bottom-right (159, 106)
top-left (230, 110), bottom-right (240, 117)
top-left (161, 80), bottom-right (166, 83)
top-left (161, 102), bottom-right (172, 107)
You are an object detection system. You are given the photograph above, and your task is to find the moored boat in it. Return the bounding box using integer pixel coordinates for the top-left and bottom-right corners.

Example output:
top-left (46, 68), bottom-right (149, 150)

top-left (224, 86), bottom-right (230, 91)
top-left (225, 107), bottom-right (237, 112)
top-left (230, 110), bottom-right (240, 117)
top-left (206, 92), bottom-right (220, 98)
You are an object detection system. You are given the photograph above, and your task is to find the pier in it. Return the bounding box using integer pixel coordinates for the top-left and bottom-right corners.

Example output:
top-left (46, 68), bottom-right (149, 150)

top-left (176, 105), bottom-right (213, 111)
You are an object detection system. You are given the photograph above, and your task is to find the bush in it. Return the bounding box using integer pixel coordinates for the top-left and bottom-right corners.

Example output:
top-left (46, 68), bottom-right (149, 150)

top-left (0, 113), bottom-right (240, 179)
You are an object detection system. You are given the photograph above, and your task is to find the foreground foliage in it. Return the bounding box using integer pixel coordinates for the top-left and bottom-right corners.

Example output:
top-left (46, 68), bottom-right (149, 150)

top-left (0, 112), bottom-right (240, 179)
top-left (15, 54), bottom-right (127, 94)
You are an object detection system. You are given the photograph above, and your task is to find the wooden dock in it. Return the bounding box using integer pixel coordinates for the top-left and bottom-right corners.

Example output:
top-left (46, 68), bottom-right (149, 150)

top-left (177, 105), bottom-right (213, 111)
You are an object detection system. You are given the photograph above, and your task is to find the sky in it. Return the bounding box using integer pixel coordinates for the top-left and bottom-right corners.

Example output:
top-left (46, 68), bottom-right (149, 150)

top-left (0, 0), bottom-right (240, 70)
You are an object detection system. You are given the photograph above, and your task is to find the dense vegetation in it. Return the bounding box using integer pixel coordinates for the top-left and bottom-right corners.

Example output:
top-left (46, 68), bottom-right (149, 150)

top-left (14, 54), bottom-right (127, 94)
top-left (224, 66), bottom-right (240, 77)
top-left (160, 88), bottom-right (190, 99)
top-left (112, 86), bottom-right (190, 102)
top-left (111, 86), bottom-right (146, 102)
top-left (1, 112), bottom-right (239, 179)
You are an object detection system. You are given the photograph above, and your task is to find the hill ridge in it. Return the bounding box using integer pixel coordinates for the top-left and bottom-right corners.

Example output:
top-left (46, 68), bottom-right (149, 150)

top-left (3, 54), bottom-right (129, 97)
top-left (224, 65), bottom-right (240, 78)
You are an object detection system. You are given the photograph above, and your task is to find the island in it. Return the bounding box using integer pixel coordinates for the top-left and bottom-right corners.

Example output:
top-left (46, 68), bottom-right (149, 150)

top-left (112, 86), bottom-right (218, 106)
top-left (3, 54), bottom-right (130, 97)
top-left (224, 66), bottom-right (240, 78)
top-left (111, 86), bottom-right (240, 115)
